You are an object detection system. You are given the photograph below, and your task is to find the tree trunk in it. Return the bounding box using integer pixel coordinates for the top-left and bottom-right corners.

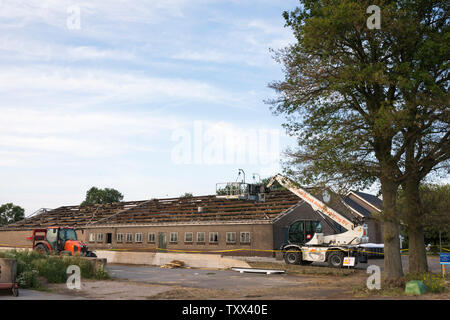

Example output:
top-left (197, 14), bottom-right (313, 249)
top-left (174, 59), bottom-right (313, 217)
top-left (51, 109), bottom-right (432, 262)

top-left (380, 178), bottom-right (404, 284)
top-left (403, 177), bottom-right (428, 274)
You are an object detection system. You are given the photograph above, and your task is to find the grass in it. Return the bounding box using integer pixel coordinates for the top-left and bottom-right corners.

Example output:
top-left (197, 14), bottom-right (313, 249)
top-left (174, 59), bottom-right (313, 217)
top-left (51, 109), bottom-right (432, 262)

top-left (0, 249), bottom-right (110, 289)
top-left (352, 272), bottom-right (449, 298)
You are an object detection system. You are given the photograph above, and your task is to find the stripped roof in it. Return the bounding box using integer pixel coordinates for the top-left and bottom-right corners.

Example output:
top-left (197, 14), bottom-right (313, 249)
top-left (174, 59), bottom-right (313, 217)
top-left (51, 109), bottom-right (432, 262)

top-left (2, 190), bottom-right (301, 229)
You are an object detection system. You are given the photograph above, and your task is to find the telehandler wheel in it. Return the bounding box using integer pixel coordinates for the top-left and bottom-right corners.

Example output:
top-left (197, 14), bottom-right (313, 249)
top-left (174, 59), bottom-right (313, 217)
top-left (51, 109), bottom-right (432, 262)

top-left (328, 251), bottom-right (344, 268)
top-left (34, 243), bottom-right (49, 255)
top-left (284, 251), bottom-right (301, 265)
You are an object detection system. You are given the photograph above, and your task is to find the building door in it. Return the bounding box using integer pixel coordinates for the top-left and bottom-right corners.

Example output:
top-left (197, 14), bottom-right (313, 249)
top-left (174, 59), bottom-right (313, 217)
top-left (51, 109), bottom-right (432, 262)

top-left (106, 233), bottom-right (112, 244)
top-left (158, 232), bottom-right (167, 251)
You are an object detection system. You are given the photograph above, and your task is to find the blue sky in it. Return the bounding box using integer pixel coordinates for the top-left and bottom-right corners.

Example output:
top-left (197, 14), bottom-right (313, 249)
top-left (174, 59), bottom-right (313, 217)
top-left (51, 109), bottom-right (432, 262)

top-left (0, 0), bottom-right (301, 215)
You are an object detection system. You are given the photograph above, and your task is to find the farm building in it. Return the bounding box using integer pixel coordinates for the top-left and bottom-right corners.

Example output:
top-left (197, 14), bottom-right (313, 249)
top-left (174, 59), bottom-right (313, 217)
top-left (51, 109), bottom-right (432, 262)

top-left (0, 188), bottom-right (383, 257)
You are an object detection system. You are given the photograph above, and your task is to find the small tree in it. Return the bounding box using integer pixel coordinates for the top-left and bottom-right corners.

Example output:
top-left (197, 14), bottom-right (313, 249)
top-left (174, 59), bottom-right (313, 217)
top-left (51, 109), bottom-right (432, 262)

top-left (0, 203), bottom-right (25, 226)
top-left (180, 192), bottom-right (193, 198)
top-left (81, 187), bottom-right (124, 206)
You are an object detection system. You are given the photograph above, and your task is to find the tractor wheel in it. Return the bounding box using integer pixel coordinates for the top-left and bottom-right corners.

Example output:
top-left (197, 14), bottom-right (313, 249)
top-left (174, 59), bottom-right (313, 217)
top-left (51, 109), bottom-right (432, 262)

top-left (34, 243), bottom-right (49, 255)
top-left (328, 251), bottom-right (344, 268)
top-left (86, 251), bottom-right (97, 258)
top-left (284, 251), bottom-right (301, 265)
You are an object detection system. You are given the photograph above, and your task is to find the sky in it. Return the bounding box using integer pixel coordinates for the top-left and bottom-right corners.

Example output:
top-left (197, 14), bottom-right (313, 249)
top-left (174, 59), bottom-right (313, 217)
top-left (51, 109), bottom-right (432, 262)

top-left (0, 0), bottom-right (302, 215)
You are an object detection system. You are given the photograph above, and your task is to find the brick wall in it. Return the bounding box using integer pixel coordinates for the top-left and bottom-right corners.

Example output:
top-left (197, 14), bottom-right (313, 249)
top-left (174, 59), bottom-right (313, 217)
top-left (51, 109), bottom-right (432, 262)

top-left (0, 230), bottom-right (33, 248)
top-left (82, 223), bottom-right (274, 257)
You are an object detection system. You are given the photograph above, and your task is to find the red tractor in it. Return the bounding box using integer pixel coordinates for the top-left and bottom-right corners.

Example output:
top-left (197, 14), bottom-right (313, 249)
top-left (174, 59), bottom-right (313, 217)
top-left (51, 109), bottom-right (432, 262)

top-left (27, 227), bottom-right (96, 257)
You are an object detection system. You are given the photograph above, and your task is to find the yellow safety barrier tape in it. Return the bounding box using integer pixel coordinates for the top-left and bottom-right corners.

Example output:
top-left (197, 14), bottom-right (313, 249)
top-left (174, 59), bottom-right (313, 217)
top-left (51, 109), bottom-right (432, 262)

top-left (104, 247), bottom-right (388, 255)
top-left (2, 244), bottom-right (449, 255)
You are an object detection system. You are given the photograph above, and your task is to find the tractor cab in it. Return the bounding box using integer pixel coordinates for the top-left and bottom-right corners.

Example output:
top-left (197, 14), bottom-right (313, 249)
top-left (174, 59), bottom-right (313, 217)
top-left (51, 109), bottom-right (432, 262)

top-left (45, 227), bottom-right (77, 252)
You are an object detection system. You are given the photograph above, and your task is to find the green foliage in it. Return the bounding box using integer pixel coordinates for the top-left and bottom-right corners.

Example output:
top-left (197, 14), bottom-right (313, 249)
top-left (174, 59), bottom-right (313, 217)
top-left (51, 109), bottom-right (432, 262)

top-left (94, 267), bottom-right (110, 280)
top-left (0, 250), bottom-right (110, 289)
top-left (81, 186), bottom-right (124, 206)
top-left (180, 192), bottom-right (193, 198)
top-left (405, 273), bottom-right (447, 293)
top-left (17, 270), bottom-right (41, 289)
top-left (269, 0), bottom-right (449, 190)
top-left (0, 203), bottom-right (25, 226)
top-left (31, 257), bottom-right (67, 283)
top-left (398, 183), bottom-right (450, 243)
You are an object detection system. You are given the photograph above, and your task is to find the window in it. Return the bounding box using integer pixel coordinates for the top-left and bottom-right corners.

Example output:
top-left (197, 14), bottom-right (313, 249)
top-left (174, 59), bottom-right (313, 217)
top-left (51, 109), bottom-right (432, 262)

top-left (184, 232), bottom-right (193, 243)
top-left (148, 233), bottom-right (156, 243)
top-left (116, 233), bottom-right (124, 243)
top-left (89, 233), bottom-right (95, 242)
top-left (197, 232), bottom-right (205, 242)
top-left (240, 232), bottom-right (251, 244)
top-left (97, 233), bottom-right (104, 243)
top-left (170, 232), bottom-right (178, 243)
top-left (226, 232), bottom-right (236, 243)
top-left (106, 233), bottom-right (112, 244)
top-left (135, 233), bottom-right (143, 243)
top-left (60, 229), bottom-right (77, 241)
top-left (126, 233), bottom-right (133, 243)
top-left (209, 232), bottom-right (219, 243)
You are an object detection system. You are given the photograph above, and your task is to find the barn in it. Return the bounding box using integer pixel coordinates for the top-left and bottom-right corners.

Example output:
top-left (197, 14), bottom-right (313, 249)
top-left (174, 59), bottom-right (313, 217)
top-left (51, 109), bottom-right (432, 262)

top-left (0, 187), bottom-right (383, 257)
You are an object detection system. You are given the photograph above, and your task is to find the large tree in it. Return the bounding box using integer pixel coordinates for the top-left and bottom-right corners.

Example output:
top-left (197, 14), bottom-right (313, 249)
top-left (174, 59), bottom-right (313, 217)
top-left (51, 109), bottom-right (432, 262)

top-left (0, 203), bottom-right (25, 226)
top-left (268, 0), bottom-right (449, 283)
top-left (81, 187), bottom-right (124, 206)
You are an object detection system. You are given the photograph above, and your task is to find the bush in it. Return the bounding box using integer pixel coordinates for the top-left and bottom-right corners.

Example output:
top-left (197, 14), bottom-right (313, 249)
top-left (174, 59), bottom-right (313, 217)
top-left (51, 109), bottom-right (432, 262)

top-left (32, 257), bottom-right (67, 283)
top-left (0, 250), bottom-right (109, 289)
top-left (406, 273), bottom-right (447, 293)
top-left (61, 256), bottom-right (94, 279)
top-left (16, 270), bottom-right (41, 289)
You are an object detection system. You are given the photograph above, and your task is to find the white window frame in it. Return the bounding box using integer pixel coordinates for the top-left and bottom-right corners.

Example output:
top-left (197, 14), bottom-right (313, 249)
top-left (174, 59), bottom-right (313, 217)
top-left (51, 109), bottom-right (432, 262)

top-left (209, 232), bottom-right (219, 243)
top-left (184, 232), bottom-right (193, 243)
top-left (135, 233), bottom-right (143, 243)
top-left (126, 233), bottom-right (133, 243)
top-left (197, 232), bottom-right (205, 242)
top-left (116, 233), bottom-right (124, 243)
top-left (226, 232), bottom-right (236, 243)
top-left (97, 233), bottom-right (104, 243)
top-left (240, 232), bottom-right (251, 244)
top-left (148, 232), bottom-right (156, 243)
top-left (89, 233), bottom-right (95, 242)
top-left (170, 232), bottom-right (178, 243)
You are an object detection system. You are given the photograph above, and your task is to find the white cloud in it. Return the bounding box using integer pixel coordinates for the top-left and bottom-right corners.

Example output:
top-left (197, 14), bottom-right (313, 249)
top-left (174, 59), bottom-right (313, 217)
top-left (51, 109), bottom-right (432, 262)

top-left (0, 66), bottom-right (240, 108)
top-left (0, 108), bottom-right (186, 157)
